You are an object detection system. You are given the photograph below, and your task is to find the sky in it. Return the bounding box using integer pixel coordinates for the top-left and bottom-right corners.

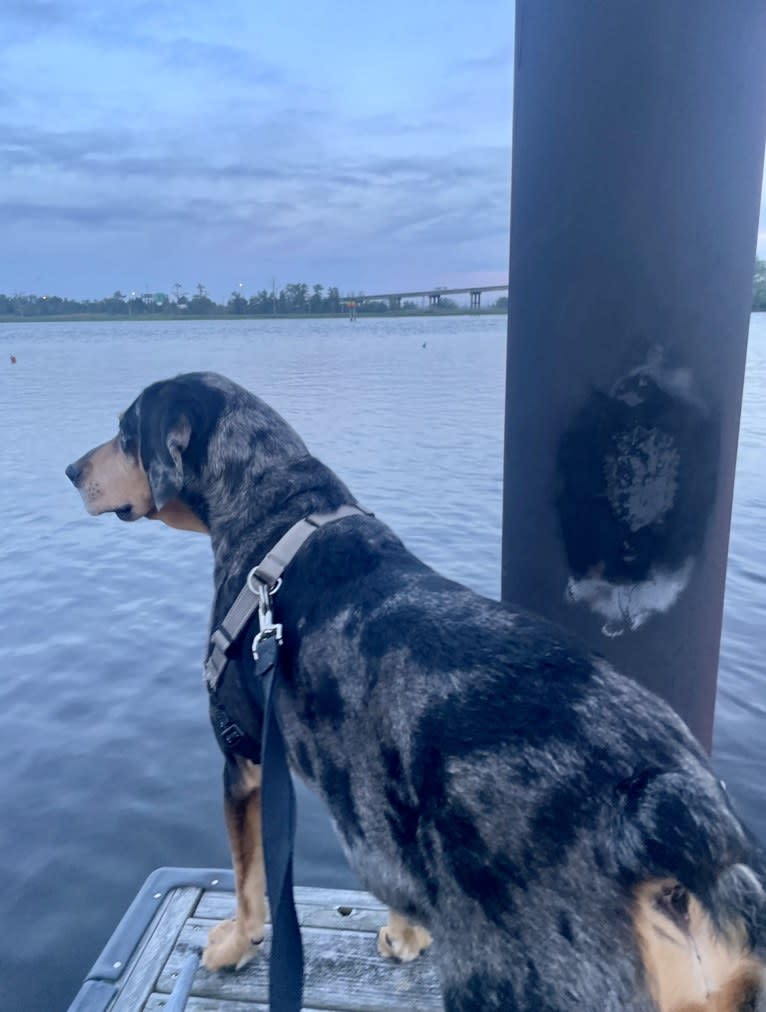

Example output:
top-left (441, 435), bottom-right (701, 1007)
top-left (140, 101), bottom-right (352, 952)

top-left (1, 0), bottom-right (764, 303)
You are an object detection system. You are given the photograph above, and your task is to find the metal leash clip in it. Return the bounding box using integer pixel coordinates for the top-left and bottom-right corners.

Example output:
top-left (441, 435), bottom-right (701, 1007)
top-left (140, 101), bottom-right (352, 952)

top-left (251, 576), bottom-right (283, 660)
top-left (252, 623), bottom-right (284, 660)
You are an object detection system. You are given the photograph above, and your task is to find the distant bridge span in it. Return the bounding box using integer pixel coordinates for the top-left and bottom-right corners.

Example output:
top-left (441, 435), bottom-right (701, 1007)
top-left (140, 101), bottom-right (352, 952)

top-left (350, 283), bottom-right (507, 310)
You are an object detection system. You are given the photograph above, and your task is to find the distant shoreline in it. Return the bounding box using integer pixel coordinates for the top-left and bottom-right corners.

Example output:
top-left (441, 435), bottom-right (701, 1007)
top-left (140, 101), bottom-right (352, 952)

top-left (0, 308), bottom-right (508, 324)
top-left (3, 309), bottom-right (763, 325)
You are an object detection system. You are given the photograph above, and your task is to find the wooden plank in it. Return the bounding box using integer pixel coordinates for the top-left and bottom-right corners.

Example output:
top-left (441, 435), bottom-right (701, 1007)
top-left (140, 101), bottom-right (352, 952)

top-left (157, 920), bottom-right (443, 1011)
top-left (195, 897), bottom-right (385, 934)
top-left (293, 887), bottom-right (385, 910)
top-left (144, 997), bottom-right (269, 1012)
top-left (143, 996), bottom-right (326, 1011)
top-left (195, 886), bottom-right (385, 921)
top-left (110, 886), bottom-right (201, 1012)
top-left (298, 905), bottom-right (384, 934)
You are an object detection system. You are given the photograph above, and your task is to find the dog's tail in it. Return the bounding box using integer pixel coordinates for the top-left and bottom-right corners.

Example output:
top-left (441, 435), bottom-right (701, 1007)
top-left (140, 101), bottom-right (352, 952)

top-left (616, 766), bottom-right (766, 1011)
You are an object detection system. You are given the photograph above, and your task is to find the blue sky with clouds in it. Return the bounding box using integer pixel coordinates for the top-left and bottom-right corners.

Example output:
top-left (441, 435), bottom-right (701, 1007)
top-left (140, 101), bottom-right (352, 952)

top-left (2, 0), bottom-right (515, 300)
top-left (2, 0), bottom-right (764, 301)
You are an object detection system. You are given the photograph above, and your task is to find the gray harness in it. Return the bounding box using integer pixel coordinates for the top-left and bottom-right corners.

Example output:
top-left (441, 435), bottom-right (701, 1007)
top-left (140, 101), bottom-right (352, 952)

top-left (204, 503), bottom-right (370, 689)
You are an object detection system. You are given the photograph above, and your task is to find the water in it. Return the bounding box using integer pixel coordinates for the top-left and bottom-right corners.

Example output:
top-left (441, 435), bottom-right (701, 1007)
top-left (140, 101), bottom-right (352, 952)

top-left (0, 314), bottom-right (764, 1009)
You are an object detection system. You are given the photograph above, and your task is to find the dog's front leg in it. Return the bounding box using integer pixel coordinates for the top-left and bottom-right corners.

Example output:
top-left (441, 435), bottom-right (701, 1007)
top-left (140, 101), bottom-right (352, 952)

top-left (203, 756), bottom-right (267, 971)
top-left (378, 910), bottom-right (432, 963)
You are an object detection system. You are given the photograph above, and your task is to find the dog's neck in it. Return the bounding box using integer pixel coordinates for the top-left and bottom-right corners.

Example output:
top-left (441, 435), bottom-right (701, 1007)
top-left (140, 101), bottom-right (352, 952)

top-left (191, 454), bottom-right (356, 603)
top-left (151, 499), bottom-right (209, 533)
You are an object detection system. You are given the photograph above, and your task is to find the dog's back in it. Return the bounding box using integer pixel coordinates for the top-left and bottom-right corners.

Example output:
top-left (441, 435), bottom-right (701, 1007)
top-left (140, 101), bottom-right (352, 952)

top-left (271, 513), bottom-right (766, 1009)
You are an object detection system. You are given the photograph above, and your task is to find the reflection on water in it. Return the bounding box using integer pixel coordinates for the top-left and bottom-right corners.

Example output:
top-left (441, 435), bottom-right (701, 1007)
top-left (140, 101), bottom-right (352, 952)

top-left (0, 314), bottom-right (763, 1009)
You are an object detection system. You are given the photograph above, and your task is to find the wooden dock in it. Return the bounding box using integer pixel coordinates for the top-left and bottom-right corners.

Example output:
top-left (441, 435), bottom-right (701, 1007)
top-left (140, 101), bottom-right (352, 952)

top-left (68, 867), bottom-right (443, 1011)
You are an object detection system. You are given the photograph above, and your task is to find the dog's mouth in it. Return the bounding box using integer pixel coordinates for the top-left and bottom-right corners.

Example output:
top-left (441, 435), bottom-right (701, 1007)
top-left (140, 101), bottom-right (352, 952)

top-left (114, 504), bottom-right (136, 521)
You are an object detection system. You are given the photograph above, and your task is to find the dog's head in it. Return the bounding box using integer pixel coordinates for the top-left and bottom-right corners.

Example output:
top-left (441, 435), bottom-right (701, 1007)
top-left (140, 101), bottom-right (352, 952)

top-left (66, 372), bottom-right (310, 532)
top-left (65, 373), bottom-right (229, 530)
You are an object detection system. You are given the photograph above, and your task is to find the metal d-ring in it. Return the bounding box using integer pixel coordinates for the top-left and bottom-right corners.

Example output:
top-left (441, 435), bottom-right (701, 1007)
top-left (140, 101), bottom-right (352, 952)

top-left (246, 567), bottom-right (264, 595)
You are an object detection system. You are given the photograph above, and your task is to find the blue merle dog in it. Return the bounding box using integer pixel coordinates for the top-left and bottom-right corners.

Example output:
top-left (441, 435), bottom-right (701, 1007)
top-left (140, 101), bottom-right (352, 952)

top-left (66, 372), bottom-right (766, 1011)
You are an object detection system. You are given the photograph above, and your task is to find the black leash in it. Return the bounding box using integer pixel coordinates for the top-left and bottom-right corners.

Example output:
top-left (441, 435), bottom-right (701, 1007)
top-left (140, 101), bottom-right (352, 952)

top-left (253, 634), bottom-right (303, 1012)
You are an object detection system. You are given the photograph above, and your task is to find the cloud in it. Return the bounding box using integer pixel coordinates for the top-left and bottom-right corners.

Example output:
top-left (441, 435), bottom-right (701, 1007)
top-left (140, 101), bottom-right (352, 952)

top-left (0, 107), bottom-right (508, 194)
top-left (347, 112), bottom-right (450, 138)
top-left (1, 123), bottom-right (128, 170)
top-left (451, 45), bottom-right (514, 76)
top-left (4, 0), bottom-right (77, 27)
top-left (157, 38), bottom-right (284, 88)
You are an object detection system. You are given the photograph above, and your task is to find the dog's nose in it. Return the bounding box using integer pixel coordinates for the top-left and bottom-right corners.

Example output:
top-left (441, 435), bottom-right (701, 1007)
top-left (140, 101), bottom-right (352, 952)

top-left (65, 461), bottom-right (83, 486)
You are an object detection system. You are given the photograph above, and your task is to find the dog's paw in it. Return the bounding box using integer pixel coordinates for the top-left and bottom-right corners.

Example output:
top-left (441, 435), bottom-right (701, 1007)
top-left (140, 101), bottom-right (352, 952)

top-left (203, 918), bottom-right (263, 971)
top-left (377, 920), bottom-right (432, 963)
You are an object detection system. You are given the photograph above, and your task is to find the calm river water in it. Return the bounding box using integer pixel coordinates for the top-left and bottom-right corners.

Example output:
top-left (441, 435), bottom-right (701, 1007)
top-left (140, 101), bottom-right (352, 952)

top-left (0, 314), bottom-right (764, 1009)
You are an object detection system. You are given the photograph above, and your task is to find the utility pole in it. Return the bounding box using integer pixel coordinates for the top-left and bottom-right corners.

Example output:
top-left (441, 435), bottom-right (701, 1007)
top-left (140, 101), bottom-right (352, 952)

top-left (502, 1), bottom-right (766, 749)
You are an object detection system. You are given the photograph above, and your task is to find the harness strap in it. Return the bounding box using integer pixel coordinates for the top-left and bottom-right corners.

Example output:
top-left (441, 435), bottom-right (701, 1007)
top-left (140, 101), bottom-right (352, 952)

top-left (254, 503), bottom-right (368, 586)
top-left (204, 503), bottom-right (371, 688)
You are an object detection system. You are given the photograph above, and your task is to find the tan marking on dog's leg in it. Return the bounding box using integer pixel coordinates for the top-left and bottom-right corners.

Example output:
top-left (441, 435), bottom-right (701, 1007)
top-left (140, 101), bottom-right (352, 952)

top-left (377, 910), bottom-right (432, 963)
top-left (633, 878), bottom-right (764, 1012)
top-left (203, 761), bottom-right (266, 972)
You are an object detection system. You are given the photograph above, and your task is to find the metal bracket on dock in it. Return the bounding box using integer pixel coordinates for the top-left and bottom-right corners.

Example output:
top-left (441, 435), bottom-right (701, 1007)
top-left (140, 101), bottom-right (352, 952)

top-left (67, 866), bottom-right (234, 1011)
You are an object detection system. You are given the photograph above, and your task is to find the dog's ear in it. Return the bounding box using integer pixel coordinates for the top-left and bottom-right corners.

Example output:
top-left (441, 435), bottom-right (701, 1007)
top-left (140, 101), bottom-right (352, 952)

top-left (149, 415), bottom-right (191, 511)
top-left (139, 386), bottom-right (193, 511)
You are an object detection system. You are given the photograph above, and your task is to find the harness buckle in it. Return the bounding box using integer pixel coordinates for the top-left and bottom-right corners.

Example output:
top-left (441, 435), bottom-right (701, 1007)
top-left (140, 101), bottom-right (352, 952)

top-left (220, 721), bottom-right (245, 748)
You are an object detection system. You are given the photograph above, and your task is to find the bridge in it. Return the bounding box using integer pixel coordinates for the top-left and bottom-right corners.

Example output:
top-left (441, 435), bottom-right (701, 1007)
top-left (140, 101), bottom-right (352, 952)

top-left (350, 283), bottom-right (507, 310)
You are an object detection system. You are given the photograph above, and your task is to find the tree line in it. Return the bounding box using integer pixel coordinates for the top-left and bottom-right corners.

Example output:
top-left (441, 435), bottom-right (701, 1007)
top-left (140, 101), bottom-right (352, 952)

top-left (0, 282), bottom-right (503, 319)
top-left (0, 283), bottom-right (349, 318)
top-left (1, 261), bottom-right (764, 318)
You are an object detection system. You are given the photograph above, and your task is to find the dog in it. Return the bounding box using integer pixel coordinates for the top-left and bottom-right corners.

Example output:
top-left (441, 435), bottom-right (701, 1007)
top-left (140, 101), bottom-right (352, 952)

top-left (66, 371), bottom-right (766, 1011)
